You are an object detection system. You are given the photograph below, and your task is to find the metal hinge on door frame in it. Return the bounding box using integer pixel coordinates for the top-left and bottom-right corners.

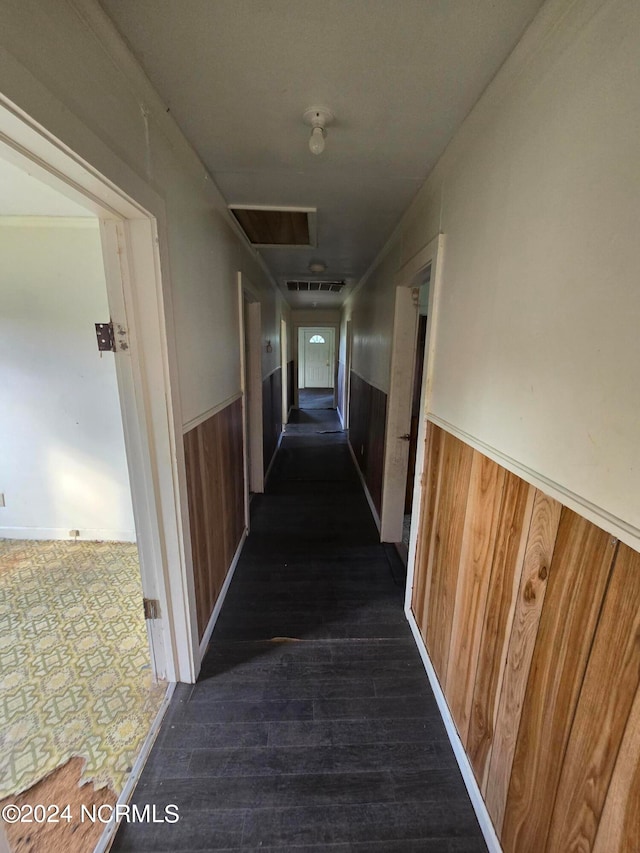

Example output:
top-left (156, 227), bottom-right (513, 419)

top-left (143, 598), bottom-right (161, 620)
top-left (95, 320), bottom-right (129, 353)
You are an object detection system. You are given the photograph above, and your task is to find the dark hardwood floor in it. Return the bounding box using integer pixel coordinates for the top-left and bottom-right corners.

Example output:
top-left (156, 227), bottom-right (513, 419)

top-left (113, 409), bottom-right (486, 851)
top-left (297, 388), bottom-right (335, 409)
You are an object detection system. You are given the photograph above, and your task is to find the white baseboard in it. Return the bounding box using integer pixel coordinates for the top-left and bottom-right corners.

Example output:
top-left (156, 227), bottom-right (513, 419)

top-left (198, 528), bottom-right (248, 659)
top-left (405, 607), bottom-right (502, 853)
top-left (0, 527), bottom-right (136, 542)
top-left (93, 680), bottom-right (176, 853)
top-left (347, 440), bottom-right (381, 533)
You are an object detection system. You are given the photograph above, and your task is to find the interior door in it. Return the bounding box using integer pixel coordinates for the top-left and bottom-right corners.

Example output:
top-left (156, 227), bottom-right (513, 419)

top-left (304, 333), bottom-right (331, 387)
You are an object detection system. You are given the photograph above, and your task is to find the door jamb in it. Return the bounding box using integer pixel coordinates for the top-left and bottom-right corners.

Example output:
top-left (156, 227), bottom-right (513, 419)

top-left (0, 95), bottom-right (198, 683)
top-left (341, 319), bottom-right (353, 428)
top-left (280, 318), bottom-right (288, 426)
top-left (296, 325), bottom-right (338, 403)
top-left (380, 286), bottom-right (421, 543)
top-left (238, 274), bottom-right (264, 497)
top-left (401, 235), bottom-right (445, 611)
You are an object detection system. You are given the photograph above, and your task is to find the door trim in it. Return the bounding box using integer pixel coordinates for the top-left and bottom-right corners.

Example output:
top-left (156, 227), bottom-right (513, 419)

top-left (238, 274), bottom-right (264, 500)
top-left (296, 325), bottom-right (338, 403)
top-left (280, 318), bottom-right (289, 425)
top-left (339, 319), bottom-right (353, 428)
top-left (402, 234), bottom-right (445, 612)
top-left (380, 286), bottom-right (420, 542)
top-left (0, 94), bottom-right (197, 683)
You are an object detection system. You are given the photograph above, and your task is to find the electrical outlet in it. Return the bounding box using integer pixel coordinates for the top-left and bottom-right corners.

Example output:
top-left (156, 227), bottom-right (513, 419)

top-left (0, 493), bottom-right (5, 508)
top-left (69, 529), bottom-right (80, 539)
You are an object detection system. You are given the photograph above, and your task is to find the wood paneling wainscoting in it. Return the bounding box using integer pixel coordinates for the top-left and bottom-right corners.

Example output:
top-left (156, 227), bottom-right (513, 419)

top-left (411, 423), bottom-right (640, 852)
top-left (262, 367), bottom-right (282, 473)
top-left (348, 371), bottom-right (387, 515)
top-left (183, 398), bottom-right (245, 640)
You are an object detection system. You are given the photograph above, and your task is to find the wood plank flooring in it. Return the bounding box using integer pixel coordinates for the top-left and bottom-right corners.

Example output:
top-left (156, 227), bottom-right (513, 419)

top-left (113, 408), bottom-right (485, 851)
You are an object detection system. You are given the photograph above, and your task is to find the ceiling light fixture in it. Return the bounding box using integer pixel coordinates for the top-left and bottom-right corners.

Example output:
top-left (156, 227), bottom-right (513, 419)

top-left (308, 261), bottom-right (327, 273)
top-left (303, 107), bottom-right (334, 156)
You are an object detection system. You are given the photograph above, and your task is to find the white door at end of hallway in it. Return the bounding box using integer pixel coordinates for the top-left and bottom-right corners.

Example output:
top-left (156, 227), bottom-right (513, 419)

top-left (304, 333), bottom-right (331, 387)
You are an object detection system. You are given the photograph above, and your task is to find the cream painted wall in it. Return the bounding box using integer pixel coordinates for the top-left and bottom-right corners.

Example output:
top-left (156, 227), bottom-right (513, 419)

top-left (291, 309), bottom-right (341, 326)
top-left (345, 243), bottom-right (400, 392)
top-left (343, 0), bottom-right (640, 537)
top-left (0, 220), bottom-right (136, 540)
top-left (0, 0), bottom-right (283, 430)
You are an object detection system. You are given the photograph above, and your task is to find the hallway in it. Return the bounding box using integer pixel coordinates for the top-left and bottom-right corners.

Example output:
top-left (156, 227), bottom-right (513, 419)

top-left (113, 409), bottom-right (485, 851)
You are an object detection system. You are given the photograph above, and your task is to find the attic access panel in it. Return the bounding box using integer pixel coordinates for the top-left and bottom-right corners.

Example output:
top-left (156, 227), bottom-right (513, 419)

top-left (229, 205), bottom-right (317, 248)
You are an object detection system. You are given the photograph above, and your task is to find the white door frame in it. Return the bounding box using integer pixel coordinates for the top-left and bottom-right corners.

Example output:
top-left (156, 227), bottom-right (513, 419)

top-left (0, 95), bottom-right (198, 683)
top-left (296, 325), bottom-right (338, 401)
top-left (238, 274), bottom-right (264, 500)
top-left (400, 235), bottom-right (445, 610)
top-left (342, 319), bottom-right (353, 428)
top-left (280, 318), bottom-right (289, 426)
top-left (379, 234), bottom-right (444, 551)
top-left (301, 327), bottom-right (334, 389)
top-left (380, 287), bottom-right (420, 542)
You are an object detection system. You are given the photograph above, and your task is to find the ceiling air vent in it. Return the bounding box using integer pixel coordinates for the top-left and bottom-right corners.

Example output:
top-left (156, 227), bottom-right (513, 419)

top-left (286, 280), bottom-right (345, 293)
top-left (229, 205), bottom-right (317, 248)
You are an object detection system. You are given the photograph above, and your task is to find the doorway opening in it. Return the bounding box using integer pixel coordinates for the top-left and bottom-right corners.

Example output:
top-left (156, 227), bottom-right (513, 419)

top-left (401, 284), bottom-right (430, 559)
top-left (280, 318), bottom-right (289, 427)
top-left (380, 235), bottom-right (443, 574)
top-left (238, 275), bottom-right (264, 505)
top-left (297, 326), bottom-right (336, 410)
top-left (0, 93), bottom-right (194, 852)
top-left (338, 319), bottom-right (353, 429)
top-left (0, 154), bottom-right (165, 852)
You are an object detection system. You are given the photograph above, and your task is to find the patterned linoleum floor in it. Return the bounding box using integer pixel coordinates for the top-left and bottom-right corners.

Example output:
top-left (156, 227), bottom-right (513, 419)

top-left (0, 539), bottom-right (165, 798)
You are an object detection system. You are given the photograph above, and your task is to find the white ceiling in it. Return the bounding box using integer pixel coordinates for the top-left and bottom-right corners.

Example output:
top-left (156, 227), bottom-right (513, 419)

top-left (101, 0), bottom-right (544, 309)
top-left (0, 156), bottom-right (95, 217)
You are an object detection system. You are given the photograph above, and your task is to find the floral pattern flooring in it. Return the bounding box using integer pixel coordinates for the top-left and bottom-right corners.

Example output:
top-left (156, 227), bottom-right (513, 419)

top-left (0, 539), bottom-right (166, 797)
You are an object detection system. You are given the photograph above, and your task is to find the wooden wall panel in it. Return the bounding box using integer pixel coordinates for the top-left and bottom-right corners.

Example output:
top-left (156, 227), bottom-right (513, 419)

top-left (501, 509), bottom-right (617, 853)
top-left (366, 384), bottom-right (387, 513)
top-left (349, 371), bottom-right (370, 471)
top-left (466, 473), bottom-right (535, 789)
top-left (348, 371), bottom-right (387, 514)
top-left (411, 423), bottom-right (640, 850)
top-left (262, 368), bottom-right (282, 473)
top-left (483, 488), bottom-right (561, 831)
top-left (183, 398), bottom-right (245, 640)
top-left (593, 680), bottom-right (640, 853)
top-left (547, 543), bottom-right (640, 852)
top-left (425, 432), bottom-right (473, 684)
top-left (445, 452), bottom-right (506, 742)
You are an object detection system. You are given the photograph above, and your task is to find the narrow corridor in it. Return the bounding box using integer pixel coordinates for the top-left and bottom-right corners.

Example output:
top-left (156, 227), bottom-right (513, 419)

top-left (113, 409), bottom-right (486, 851)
